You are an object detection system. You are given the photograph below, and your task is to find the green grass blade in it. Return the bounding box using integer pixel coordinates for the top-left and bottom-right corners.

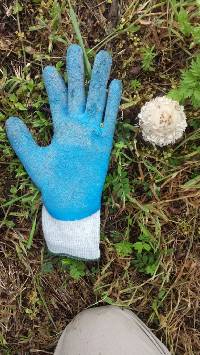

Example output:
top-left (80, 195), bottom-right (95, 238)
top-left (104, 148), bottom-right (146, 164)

top-left (26, 209), bottom-right (38, 249)
top-left (68, 0), bottom-right (91, 77)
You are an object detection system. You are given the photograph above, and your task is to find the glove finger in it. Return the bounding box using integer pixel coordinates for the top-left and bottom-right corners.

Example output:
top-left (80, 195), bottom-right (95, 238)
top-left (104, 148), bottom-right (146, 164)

top-left (103, 79), bottom-right (122, 138)
top-left (67, 44), bottom-right (85, 114)
top-left (86, 51), bottom-right (112, 125)
top-left (6, 117), bottom-right (42, 180)
top-left (43, 66), bottom-right (68, 130)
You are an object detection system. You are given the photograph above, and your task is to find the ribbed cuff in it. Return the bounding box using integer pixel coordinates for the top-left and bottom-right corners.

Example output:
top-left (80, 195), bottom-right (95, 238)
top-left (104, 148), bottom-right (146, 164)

top-left (42, 206), bottom-right (100, 260)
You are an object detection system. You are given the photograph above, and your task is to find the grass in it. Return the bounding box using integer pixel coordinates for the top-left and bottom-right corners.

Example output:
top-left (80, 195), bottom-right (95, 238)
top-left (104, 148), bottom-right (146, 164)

top-left (0, 0), bottom-right (200, 354)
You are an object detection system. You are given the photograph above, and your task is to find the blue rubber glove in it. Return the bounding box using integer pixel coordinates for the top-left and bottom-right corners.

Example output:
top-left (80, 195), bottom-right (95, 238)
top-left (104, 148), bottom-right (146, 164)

top-left (6, 44), bottom-right (122, 259)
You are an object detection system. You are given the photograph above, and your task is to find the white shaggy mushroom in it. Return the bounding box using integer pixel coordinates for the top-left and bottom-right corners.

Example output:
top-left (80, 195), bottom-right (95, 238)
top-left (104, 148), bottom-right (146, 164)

top-left (138, 96), bottom-right (187, 147)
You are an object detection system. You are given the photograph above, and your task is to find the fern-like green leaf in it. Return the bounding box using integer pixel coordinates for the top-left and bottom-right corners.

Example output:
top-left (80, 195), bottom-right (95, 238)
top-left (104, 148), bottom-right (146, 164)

top-left (168, 55), bottom-right (200, 108)
top-left (177, 8), bottom-right (192, 36)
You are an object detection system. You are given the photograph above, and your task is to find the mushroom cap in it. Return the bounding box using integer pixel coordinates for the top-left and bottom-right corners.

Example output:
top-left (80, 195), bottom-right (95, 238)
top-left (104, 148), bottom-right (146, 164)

top-left (138, 96), bottom-right (187, 146)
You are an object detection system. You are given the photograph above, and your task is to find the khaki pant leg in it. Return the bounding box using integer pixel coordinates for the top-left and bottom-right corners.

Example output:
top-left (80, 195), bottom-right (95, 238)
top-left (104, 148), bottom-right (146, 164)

top-left (54, 306), bottom-right (170, 355)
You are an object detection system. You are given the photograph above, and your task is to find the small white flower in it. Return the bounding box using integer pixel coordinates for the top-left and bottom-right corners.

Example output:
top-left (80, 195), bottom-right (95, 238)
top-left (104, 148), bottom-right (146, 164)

top-left (138, 96), bottom-right (187, 146)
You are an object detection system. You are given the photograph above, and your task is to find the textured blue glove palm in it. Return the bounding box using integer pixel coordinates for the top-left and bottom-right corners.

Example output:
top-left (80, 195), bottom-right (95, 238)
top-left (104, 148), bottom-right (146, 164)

top-left (6, 44), bottom-right (122, 221)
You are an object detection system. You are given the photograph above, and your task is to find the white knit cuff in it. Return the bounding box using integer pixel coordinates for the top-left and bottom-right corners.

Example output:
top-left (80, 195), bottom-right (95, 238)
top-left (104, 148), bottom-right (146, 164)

top-left (42, 206), bottom-right (100, 260)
